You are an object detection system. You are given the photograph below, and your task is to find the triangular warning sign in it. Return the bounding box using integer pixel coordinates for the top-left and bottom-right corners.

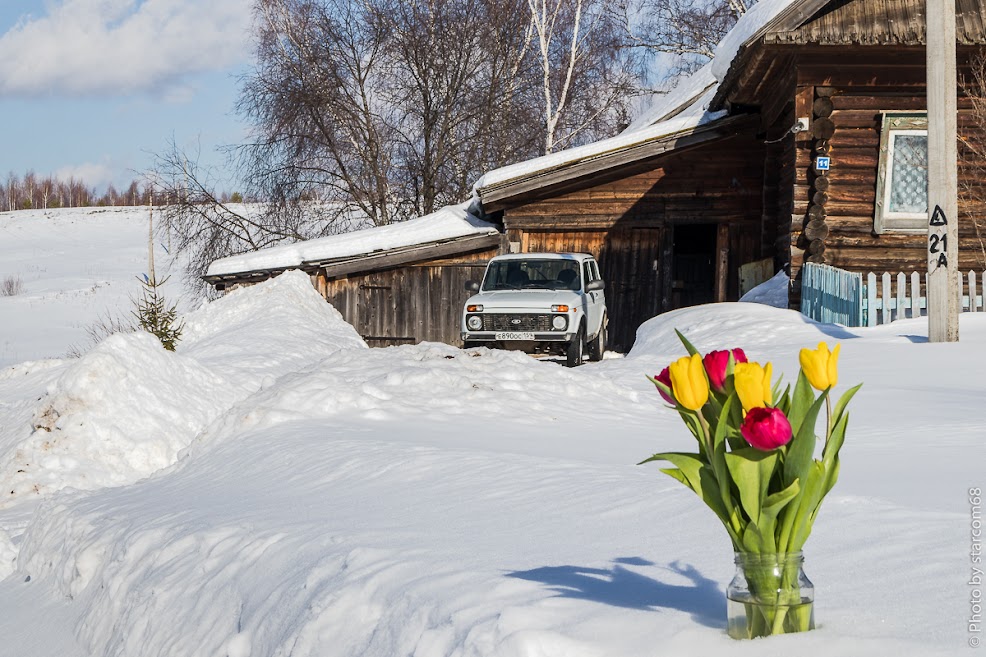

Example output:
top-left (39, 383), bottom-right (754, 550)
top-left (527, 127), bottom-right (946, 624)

top-left (930, 205), bottom-right (947, 226)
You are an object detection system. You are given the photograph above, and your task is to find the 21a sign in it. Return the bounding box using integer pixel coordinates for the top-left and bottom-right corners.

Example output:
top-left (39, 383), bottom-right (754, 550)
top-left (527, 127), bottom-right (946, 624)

top-left (929, 204), bottom-right (948, 269)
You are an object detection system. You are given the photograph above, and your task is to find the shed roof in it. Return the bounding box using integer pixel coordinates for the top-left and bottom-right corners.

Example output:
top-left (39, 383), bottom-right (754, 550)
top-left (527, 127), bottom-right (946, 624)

top-left (204, 202), bottom-right (500, 282)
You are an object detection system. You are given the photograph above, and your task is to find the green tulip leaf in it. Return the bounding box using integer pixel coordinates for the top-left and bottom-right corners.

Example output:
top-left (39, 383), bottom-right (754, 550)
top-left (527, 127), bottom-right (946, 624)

top-left (822, 456), bottom-right (841, 498)
top-left (831, 383), bottom-right (863, 429)
top-left (783, 390), bottom-right (828, 488)
top-left (741, 522), bottom-right (766, 553)
top-left (647, 375), bottom-right (674, 405)
top-left (750, 480), bottom-right (798, 554)
top-left (645, 452), bottom-right (737, 543)
top-left (822, 410), bottom-right (850, 464)
top-left (724, 448), bottom-right (779, 526)
top-left (787, 460), bottom-right (828, 552)
top-left (787, 370), bottom-right (815, 436)
top-left (675, 329), bottom-right (701, 356)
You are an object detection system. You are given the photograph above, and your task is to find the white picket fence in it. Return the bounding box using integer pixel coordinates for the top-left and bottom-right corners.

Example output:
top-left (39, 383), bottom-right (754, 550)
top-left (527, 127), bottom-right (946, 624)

top-left (863, 270), bottom-right (986, 326)
top-left (800, 262), bottom-right (986, 327)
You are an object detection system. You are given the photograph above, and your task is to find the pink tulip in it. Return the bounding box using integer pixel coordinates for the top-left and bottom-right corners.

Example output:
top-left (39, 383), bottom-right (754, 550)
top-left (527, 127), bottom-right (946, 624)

top-left (740, 406), bottom-right (793, 451)
top-left (654, 366), bottom-right (675, 404)
top-left (703, 348), bottom-right (748, 392)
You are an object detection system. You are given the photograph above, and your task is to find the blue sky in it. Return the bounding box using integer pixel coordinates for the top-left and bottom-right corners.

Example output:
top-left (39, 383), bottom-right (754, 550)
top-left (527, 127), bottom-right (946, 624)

top-left (0, 0), bottom-right (254, 192)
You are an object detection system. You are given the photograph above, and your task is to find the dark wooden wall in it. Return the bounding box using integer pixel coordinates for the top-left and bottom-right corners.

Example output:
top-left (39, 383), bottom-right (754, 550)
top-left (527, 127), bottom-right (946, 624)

top-left (499, 134), bottom-right (766, 350)
top-left (783, 48), bottom-right (986, 307)
top-left (315, 248), bottom-right (499, 347)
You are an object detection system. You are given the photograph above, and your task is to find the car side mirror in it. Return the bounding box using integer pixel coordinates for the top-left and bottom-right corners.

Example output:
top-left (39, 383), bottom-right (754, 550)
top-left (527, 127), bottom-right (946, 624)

top-left (465, 280), bottom-right (480, 292)
top-left (585, 280), bottom-right (605, 292)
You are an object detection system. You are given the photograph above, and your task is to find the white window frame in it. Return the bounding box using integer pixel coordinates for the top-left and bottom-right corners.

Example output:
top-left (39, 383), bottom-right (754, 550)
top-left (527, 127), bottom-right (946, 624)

top-left (874, 112), bottom-right (928, 234)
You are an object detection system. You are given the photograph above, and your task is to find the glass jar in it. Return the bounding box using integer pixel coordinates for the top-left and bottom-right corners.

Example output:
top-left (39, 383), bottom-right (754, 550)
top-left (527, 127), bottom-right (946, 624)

top-left (726, 551), bottom-right (815, 639)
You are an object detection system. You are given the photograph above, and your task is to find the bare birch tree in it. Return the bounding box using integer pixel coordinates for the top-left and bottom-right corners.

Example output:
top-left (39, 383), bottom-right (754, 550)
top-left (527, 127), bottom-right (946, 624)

top-left (528, 0), bottom-right (637, 153)
top-left (609, 0), bottom-right (749, 82)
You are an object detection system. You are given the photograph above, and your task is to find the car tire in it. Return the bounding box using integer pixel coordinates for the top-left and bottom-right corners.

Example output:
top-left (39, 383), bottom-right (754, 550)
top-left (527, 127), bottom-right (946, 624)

top-left (566, 324), bottom-right (585, 368)
top-left (588, 315), bottom-right (606, 362)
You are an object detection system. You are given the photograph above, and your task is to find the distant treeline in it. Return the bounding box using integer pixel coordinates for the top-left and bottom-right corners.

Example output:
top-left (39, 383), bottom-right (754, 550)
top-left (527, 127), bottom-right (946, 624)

top-left (1, 172), bottom-right (244, 212)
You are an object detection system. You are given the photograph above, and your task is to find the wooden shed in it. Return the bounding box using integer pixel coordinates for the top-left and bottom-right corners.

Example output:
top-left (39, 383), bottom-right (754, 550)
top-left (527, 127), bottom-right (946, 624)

top-left (204, 205), bottom-right (502, 346)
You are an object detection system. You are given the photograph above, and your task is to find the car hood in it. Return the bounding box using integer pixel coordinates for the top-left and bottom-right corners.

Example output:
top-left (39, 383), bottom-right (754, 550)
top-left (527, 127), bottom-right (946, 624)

top-left (466, 289), bottom-right (582, 310)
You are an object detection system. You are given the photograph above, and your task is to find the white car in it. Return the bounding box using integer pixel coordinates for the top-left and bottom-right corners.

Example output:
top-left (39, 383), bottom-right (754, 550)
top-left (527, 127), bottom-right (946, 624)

top-left (461, 253), bottom-right (607, 367)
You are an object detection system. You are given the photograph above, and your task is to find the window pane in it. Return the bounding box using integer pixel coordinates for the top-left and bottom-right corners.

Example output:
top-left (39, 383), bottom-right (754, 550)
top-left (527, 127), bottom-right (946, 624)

top-left (888, 134), bottom-right (928, 214)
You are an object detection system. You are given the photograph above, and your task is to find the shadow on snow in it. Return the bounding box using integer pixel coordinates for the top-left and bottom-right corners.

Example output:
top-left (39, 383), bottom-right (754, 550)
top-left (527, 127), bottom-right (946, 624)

top-left (505, 557), bottom-right (725, 628)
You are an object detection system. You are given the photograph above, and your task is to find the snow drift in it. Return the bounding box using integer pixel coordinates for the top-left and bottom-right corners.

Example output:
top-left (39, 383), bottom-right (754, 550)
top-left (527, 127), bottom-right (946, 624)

top-left (0, 271), bottom-right (366, 509)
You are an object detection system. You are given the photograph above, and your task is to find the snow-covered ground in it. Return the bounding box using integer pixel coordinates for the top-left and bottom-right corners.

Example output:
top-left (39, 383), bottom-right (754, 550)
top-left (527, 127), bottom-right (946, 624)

top-left (0, 209), bottom-right (982, 657)
top-left (0, 207), bottom-right (193, 369)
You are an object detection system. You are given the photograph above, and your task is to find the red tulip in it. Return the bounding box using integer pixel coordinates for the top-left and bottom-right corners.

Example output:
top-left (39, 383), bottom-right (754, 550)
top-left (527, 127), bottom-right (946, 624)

top-left (740, 406), bottom-right (793, 451)
top-left (703, 348), bottom-right (748, 392)
top-left (654, 366), bottom-right (675, 404)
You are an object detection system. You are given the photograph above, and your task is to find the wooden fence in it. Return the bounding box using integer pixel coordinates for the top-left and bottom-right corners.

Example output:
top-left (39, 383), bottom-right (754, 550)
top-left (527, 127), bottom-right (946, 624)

top-left (801, 262), bottom-right (986, 327)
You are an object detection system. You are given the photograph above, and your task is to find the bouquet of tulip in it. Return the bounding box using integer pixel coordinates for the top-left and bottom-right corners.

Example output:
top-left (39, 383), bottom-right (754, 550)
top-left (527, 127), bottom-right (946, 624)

top-left (642, 331), bottom-right (861, 639)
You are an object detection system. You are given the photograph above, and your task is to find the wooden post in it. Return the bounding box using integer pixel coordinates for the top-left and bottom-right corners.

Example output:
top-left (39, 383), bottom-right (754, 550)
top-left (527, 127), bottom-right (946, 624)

top-left (715, 223), bottom-right (729, 302)
top-left (147, 196), bottom-right (156, 287)
top-left (926, 0), bottom-right (960, 341)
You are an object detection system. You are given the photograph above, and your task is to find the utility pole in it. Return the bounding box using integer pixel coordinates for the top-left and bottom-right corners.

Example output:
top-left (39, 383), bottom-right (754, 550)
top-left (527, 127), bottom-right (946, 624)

top-left (148, 194), bottom-right (156, 287)
top-left (926, 0), bottom-right (960, 341)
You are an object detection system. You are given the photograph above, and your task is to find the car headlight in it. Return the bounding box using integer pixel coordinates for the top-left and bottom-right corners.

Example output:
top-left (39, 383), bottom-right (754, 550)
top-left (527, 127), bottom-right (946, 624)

top-left (551, 315), bottom-right (567, 330)
top-left (467, 315), bottom-right (483, 330)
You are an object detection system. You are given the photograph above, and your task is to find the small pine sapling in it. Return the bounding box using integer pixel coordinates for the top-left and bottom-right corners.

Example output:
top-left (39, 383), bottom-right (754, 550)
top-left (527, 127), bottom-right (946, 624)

top-left (133, 199), bottom-right (185, 351)
top-left (133, 274), bottom-right (184, 351)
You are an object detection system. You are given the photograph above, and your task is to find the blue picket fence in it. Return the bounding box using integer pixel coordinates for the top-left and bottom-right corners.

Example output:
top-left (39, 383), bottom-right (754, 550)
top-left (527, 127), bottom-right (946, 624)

top-left (801, 262), bottom-right (986, 327)
top-left (800, 263), bottom-right (864, 326)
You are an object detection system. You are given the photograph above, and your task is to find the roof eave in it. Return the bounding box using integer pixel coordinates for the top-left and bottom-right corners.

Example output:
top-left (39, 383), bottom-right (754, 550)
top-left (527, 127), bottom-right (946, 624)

top-left (477, 114), bottom-right (757, 210)
top-left (202, 232), bottom-right (502, 285)
top-left (710, 0), bottom-right (835, 111)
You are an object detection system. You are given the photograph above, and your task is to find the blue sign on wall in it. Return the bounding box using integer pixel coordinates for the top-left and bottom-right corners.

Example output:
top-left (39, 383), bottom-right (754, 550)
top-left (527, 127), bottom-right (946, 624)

top-left (815, 156), bottom-right (831, 171)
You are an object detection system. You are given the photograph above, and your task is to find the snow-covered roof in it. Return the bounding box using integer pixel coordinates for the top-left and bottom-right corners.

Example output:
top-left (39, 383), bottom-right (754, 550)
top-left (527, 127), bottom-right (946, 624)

top-left (206, 202), bottom-right (499, 278)
top-left (473, 107), bottom-right (727, 195)
top-left (622, 63), bottom-right (718, 133)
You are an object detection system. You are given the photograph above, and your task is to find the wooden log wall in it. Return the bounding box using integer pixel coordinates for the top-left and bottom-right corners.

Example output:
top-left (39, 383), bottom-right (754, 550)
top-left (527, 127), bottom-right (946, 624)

top-left (317, 248), bottom-right (499, 347)
top-left (500, 134), bottom-right (766, 350)
top-left (785, 49), bottom-right (986, 308)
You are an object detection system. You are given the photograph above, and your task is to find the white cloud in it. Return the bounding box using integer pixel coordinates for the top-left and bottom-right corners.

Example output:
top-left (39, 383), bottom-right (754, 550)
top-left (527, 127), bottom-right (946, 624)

top-left (0, 0), bottom-right (253, 97)
top-left (54, 162), bottom-right (118, 188)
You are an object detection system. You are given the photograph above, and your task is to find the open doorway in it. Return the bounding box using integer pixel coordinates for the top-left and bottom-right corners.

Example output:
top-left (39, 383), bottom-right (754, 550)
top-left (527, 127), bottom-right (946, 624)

top-left (671, 223), bottom-right (718, 309)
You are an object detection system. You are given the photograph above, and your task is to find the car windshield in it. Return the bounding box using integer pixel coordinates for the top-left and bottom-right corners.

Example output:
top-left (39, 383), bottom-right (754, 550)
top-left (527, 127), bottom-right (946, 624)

top-left (482, 259), bottom-right (581, 291)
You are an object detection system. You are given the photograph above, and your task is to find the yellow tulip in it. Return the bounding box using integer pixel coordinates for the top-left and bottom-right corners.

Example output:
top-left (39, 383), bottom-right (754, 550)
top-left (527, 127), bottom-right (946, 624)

top-left (799, 342), bottom-right (840, 390)
top-left (734, 361), bottom-right (773, 412)
top-left (668, 353), bottom-right (709, 411)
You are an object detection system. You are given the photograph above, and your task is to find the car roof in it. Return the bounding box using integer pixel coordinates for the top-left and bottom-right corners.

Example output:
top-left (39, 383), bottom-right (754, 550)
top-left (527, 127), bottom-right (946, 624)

top-left (488, 252), bottom-right (594, 262)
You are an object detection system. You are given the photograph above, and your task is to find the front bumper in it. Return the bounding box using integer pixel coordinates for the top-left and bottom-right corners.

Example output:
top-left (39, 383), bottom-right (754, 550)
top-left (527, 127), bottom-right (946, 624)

top-left (461, 331), bottom-right (575, 343)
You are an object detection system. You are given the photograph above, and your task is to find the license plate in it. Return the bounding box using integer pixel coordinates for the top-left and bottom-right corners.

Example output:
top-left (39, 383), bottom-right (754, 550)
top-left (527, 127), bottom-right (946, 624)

top-left (495, 331), bottom-right (535, 341)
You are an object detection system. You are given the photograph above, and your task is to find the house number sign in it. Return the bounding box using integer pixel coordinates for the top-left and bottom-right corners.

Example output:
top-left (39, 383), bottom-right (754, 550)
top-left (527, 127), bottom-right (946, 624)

top-left (928, 204), bottom-right (948, 269)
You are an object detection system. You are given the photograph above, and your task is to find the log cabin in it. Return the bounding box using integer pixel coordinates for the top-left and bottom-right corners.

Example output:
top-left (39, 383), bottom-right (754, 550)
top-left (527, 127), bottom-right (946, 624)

top-left (206, 0), bottom-right (986, 350)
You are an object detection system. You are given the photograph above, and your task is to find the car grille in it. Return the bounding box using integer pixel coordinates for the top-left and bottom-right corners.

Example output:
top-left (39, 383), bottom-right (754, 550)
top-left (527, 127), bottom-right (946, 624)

top-left (482, 313), bottom-right (553, 332)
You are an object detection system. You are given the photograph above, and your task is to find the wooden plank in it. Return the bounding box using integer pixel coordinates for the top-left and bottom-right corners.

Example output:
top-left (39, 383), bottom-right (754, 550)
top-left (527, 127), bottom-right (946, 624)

top-left (911, 271), bottom-right (922, 318)
top-left (867, 272), bottom-right (878, 326)
top-left (882, 271), bottom-right (892, 324)
top-left (896, 272), bottom-right (906, 319)
top-left (715, 223), bottom-right (730, 302)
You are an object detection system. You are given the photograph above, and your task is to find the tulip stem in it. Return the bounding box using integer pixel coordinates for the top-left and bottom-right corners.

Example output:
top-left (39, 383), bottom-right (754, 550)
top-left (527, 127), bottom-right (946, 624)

top-left (698, 412), bottom-right (712, 457)
top-left (824, 394), bottom-right (832, 442)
